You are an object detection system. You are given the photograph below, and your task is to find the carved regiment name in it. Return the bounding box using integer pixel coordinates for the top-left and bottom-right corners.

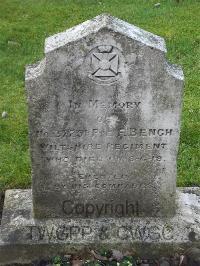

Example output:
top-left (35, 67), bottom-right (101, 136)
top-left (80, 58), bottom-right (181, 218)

top-left (39, 142), bottom-right (167, 151)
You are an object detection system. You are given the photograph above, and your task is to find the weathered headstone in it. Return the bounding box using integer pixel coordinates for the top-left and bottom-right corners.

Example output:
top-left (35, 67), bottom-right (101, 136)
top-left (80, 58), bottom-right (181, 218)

top-left (26, 14), bottom-right (183, 219)
top-left (0, 14), bottom-right (199, 264)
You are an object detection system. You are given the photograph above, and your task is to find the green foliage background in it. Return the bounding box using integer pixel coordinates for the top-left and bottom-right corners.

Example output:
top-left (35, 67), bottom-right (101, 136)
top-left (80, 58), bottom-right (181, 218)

top-left (0, 0), bottom-right (199, 191)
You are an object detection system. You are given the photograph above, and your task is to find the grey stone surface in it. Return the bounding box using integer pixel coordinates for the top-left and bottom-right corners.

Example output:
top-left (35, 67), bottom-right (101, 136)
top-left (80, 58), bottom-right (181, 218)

top-left (0, 188), bottom-right (199, 264)
top-left (0, 192), bottom-right (4, 225)
top-left (25, 14), bottom-right (184, 219)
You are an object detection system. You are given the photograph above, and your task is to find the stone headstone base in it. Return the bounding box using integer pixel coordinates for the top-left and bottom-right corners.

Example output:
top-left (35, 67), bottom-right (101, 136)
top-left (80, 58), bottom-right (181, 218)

top-left (0, 188), bottom-right (199, 265)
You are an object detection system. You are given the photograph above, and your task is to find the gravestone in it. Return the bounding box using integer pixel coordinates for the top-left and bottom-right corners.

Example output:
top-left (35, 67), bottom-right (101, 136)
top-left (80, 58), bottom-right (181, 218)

top-left (26, 14), bottom-right (183, 219)
top-left (0, 14), bottom-right (199, 264)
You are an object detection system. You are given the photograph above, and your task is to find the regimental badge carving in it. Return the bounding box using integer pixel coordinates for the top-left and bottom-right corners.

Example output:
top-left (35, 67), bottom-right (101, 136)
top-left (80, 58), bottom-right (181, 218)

top-left (87, 45), bottom-right (123, 84)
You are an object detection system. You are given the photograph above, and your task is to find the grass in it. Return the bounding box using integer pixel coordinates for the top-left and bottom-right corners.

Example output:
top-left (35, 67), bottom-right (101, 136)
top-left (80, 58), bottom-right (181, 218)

top-left (0, 0), bottom-right (199, 191)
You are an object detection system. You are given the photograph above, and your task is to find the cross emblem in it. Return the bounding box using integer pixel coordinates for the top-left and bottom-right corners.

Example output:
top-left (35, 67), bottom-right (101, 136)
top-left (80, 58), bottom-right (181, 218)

top-left (91, 46), bottom-right (119, 78)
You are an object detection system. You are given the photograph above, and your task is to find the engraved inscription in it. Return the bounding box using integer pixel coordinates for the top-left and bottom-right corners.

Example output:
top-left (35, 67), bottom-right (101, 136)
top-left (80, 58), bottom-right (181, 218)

top-left (40, 154), bottom-right (162, 164)
top-left (36, 128), bottom-right (173, 138)
top-left (39, 142), bottom-right (167, 151)
top-left (69, 99), bottom-right (141, 110)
